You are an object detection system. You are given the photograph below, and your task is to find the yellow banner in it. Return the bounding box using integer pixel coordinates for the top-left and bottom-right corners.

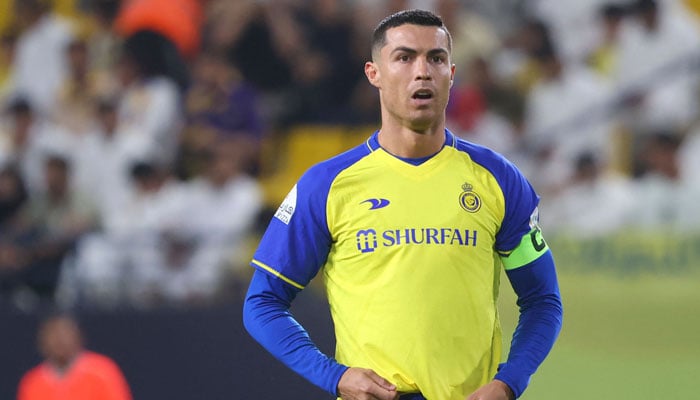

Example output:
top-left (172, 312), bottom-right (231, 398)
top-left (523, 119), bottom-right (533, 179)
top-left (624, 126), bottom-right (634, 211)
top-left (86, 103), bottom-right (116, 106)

top-left (547, 233), bottom-right (700, 274)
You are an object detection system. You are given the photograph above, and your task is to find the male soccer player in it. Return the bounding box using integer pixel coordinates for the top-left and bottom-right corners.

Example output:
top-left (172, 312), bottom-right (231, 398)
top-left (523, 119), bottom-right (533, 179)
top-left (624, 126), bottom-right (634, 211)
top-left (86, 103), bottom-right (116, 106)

top-left (243, 9), bottom-right (562, 400)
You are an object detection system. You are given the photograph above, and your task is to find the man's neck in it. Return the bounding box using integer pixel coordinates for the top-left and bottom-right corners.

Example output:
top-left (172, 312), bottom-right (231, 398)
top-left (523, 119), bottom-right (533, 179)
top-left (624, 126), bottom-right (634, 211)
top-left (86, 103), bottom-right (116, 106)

top-left (377, 124), bottom-right (446, 158)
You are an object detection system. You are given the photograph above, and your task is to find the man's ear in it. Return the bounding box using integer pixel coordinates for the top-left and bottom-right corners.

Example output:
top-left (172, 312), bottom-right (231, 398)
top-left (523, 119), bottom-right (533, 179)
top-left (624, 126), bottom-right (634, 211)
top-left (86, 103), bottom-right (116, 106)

top-left (365, 61), bottom-right (380, 88)
top-left (450, 63), bottom-right (456, 88)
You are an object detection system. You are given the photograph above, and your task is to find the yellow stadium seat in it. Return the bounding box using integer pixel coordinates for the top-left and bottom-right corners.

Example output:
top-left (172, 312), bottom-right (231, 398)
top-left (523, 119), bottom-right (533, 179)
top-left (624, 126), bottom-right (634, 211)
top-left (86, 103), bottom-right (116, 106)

top-left (260, 125), bottom-right (351, 207)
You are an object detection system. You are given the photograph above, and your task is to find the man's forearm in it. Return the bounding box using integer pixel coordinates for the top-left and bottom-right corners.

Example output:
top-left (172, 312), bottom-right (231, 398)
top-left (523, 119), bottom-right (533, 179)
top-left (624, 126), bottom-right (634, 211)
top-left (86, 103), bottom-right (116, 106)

top-left (495, 251), bottom-right (563, 398)
top-left (243, 270), bottom-right (348, 395)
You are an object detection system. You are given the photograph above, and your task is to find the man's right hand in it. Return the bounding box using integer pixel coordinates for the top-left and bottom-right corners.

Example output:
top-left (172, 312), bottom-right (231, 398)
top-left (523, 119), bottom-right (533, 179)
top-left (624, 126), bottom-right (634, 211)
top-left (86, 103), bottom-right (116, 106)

top-left (337, 367), bottom-right (399, 400)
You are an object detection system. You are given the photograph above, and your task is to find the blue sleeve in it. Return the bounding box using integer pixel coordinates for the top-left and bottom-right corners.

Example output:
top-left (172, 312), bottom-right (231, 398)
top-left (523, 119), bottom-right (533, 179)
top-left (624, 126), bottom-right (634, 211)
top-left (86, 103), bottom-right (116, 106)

top-left (251, 171), bottom-right (332, 288)
top-left (494, 250), bottom-right (563, 398)
top-left (494, 165), bottom-right (539, 254)
top-left (243, 270), bottom-right (349, 395)
top-left (252, 145), bottom-right (368, 288)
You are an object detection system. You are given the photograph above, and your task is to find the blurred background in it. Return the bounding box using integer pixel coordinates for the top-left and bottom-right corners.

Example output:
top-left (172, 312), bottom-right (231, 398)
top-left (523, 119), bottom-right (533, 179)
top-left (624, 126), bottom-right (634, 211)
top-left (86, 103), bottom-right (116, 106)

top-left (0, 0), bottom-right (698, 399)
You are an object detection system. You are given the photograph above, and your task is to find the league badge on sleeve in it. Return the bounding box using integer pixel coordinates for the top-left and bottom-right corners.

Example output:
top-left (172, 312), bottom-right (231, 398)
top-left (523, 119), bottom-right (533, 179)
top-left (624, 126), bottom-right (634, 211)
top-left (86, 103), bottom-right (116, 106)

top-left (529, 207), bottom-right (540, 230)
top-left (274, 184), bottom-right (297, 224)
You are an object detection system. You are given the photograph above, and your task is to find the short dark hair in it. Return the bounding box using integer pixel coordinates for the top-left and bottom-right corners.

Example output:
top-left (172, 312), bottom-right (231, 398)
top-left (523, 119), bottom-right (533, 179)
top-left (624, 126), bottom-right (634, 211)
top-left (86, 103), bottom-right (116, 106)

top-left (46, 153), bottom-right (69, 166)
top-left (630, 0), bottom-right (658, 13)
top-left (7, 97), bottom-right (32, 115)
top-left (130, 161), bottom-right (158, 181)
top-left (371, 9), bottom-right (452, 59)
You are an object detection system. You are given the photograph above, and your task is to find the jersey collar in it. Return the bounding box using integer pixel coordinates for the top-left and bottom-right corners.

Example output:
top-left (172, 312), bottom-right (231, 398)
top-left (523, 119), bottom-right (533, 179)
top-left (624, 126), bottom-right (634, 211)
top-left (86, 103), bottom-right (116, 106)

top-left (366, 129), bottom-right (457, 153)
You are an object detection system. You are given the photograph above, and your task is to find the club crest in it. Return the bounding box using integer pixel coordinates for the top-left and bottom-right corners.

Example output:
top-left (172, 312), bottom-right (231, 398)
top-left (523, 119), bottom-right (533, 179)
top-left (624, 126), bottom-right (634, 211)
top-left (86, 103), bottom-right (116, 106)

top-left (459, 183), bottom-right (481, 213)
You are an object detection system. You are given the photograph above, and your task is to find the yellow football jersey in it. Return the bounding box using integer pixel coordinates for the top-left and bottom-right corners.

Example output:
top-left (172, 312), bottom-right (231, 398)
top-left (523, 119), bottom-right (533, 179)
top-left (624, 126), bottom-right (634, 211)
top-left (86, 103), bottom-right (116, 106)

top-left (252, 130), bottom-right (542, 399)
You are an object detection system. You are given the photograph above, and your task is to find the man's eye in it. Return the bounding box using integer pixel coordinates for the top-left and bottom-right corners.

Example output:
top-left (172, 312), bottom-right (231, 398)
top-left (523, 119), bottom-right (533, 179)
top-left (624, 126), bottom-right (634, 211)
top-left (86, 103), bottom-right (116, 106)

top-left (432, 56), bottom-right (444, 63)
top-left (399, 55), bottom-right (410, 62)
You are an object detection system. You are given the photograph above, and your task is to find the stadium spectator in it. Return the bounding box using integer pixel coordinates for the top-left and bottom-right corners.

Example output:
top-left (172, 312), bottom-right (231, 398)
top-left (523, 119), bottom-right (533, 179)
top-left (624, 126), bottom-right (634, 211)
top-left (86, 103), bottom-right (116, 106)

top-left (114, 0), bottom-right (203, 59)
top-left (284, 0), bottom-right (366, 124)
top-left (181, 50), bottom-right (264, 178)
top-left (17, 312), bottom-right (132, 400)
top-left (206, 0), bottom-right (298, 92)
top-left (0, 164), bottom-right (35, 307)
top-left (173, 139), bottom-right (263, 300)
top-left (540, 151), bottom-right (636, 236)
top-left (524, 43), bottom-right (615, 193)
top-left (614, 0), bottom-right (700, 135)
top-left (0, 163), bottom-right (27, 227)
top-left (524, 0), bottom-right (608, 64)
top-left (82, 0), bottom-right (122, 76)
top-left (0, 98), bottom-right (76, 196)
top-left (115, 31), bottom-right (185, 167)
top-left (631, 131), bottom-right (700, 231)
top-left (491, 18), bottom-right (554, 94)
top-left (51, 38), bottom-right (117, 135)
top-left (587, 3), bottom-right (626, 78)
top-left (124, 141), bottom-right (261, 307)
top-left (71, 99), bottom-right (144, 223)
top-left (0, 32), bottom-right (17, 105)
top-left (447, 57), bottom-right (525, 141)
top-left (0, 155), bottom-right (94, 308)
top-left (204, 0), bottom-right (302, 127)
top-left (71, 161), bottom-right (186, 307)
top-left (8, 0), bottom-right (75, 116)
top-left (19, 154), bottom-right (98, 301)
top-left (679, 124), bottom-right (700, 191)
top-left (437, 0), bottom-right (501, 79)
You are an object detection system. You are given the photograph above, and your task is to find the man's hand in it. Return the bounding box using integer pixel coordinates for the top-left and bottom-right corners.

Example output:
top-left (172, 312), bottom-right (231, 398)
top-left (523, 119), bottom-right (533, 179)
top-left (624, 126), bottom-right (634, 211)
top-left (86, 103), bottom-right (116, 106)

top-left (337, 367), bottom-right (399, 400)
top-left (466, 379), bottom-right (515, 400)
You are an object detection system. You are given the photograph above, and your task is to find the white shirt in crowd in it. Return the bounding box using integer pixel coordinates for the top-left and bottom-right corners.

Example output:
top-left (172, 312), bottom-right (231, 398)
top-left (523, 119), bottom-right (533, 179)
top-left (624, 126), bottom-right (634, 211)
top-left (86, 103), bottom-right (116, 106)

top-left (9, 13), bottom-right (74, 116)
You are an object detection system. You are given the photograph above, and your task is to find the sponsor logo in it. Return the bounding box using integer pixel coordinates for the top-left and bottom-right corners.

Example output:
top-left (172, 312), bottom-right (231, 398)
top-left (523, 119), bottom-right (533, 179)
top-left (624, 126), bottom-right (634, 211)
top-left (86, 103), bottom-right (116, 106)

top-left (355, 227), bottom-right (478, 253)
top-left (274, 185), bottom-right (297, 224)
top-left (361, 198), bottom-right (391, 210)
top-left (356, 229), bottom-right (378, 253)
top-left (459, 183), bottom-right (481, 213)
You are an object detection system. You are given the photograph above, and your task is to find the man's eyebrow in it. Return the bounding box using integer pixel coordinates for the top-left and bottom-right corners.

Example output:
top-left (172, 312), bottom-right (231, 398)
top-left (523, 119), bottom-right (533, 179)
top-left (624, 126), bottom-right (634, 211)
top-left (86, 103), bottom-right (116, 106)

top-left (427, 48), bottom-right (449, 57)
top-left (390, 46), bottom-right (418, 55)
top-left (389, 46), bottom-right (449, 56)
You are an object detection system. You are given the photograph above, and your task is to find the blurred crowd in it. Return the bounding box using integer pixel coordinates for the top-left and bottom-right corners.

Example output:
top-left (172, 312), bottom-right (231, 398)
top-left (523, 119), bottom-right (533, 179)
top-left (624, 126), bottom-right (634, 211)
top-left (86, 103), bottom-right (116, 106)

top-left (0, 0), bottom-right (699, 311)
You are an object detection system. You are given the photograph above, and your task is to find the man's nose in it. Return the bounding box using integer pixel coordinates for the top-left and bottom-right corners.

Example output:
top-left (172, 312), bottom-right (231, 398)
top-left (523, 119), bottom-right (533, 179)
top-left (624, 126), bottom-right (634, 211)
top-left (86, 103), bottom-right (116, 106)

top-left (415, 58), bottom-right (431, 80)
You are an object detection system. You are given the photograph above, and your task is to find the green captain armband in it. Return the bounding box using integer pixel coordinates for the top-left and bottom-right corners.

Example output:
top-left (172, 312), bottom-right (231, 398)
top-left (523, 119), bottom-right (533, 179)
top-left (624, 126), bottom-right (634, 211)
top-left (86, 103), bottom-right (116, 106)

top-left (499, 227), bottom-right (549, 270)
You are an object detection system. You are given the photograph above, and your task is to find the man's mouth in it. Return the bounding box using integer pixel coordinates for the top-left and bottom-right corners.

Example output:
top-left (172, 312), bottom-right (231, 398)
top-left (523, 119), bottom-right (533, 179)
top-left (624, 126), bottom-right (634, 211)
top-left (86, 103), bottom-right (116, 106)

top-left (412, 89), bottom-right (434, 100)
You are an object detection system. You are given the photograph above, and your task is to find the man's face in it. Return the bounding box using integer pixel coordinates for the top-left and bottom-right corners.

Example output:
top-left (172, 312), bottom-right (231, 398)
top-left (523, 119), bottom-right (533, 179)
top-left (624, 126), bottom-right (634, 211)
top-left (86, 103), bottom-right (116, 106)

top-left (366, 24), bottom-right (455, 132)
top-left (39, 317), bottom-right (82, 366)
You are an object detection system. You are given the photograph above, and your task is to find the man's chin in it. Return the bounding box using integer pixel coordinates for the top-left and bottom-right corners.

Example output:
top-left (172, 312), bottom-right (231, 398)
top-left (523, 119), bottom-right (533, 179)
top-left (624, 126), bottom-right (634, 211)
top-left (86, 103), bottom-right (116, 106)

top-left (407, 113), bottom-right (440, 132)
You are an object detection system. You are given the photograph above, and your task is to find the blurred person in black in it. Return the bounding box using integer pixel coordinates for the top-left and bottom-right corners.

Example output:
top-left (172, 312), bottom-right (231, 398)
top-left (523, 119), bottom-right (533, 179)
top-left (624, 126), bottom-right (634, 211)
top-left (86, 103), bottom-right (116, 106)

top-left (181, 50), bottom-right (265, 178)
top-left (0, 32), bottom-right (17, 102)
top-left (206, 0), bottom-right (296, 93)
top-left (0, 154), bottom-right (97, 309)
top-left (0, 164), bottom-right (35, 306)
top-left (0, 165), bottom-right (43, 311)
top-left (0, 98), bottom-right (76, 197)
top-left (115, 31), bottom-right (186, 167)
top-left (286, 0), bottom-right (366, 124)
